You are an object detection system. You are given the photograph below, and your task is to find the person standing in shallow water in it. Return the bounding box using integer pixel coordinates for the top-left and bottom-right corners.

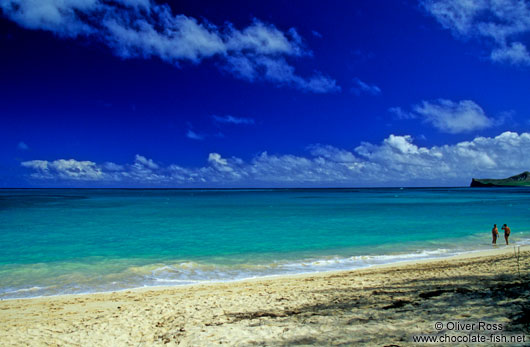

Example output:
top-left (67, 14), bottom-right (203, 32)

top-left (501, 224), bottom-right (511, 245)
top-left (492, 224), bottom-right (499, 244)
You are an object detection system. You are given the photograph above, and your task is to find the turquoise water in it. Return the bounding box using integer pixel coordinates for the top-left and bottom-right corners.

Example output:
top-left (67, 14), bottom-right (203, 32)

top-left (1, 188), bottom-right (530, 299)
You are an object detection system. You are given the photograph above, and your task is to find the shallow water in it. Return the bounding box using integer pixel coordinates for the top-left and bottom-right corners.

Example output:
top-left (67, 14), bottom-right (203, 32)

top-left (1, 188), bottom-right (529, 299)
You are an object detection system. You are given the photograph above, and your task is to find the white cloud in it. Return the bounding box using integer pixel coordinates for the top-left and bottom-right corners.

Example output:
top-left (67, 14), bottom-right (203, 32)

top-left (208, 153), bottom-right (228, 166)
top-left (491, 41), bottom-right (530, 64)
top-left (17, 141), bottom-right (29, 150)
top-left (298, 73), bottom-right (341, 93)
top-left (20, 132), bottom-right (530, 186)
top-left (103, 162), bottom-right (124, 171)
top-left (308, 145), bottom-right (358, 163)
top-left (127, 154), bottom-right (165, 182)
top-left (391, 99), bottom-right (496, 133)
top-left (351, 78), bottom-right (381, 96)
top-left (186, 129), bottom-right (205, 140)
top-left (21, 160), bottom-right (49, 171)
top-left (388, 106), bottom-right (416, 120)
top-left (208, 153), bottom-right (236, 174)
top-left (0, 0), bottom-right (338, 92)
top-left (226, 56), bottom-right (340, 93)
top-left (134, 154), bottom-right (158, 169)
top-left (423, 0), bottom-right (530, 65)
top-left (311, 30), bottom-right (323, 38)
top-left (212, 115), bottom-right (255, 125)
top-left (414, 99), bottom-right (494, 134)
top-left (22, 158), bottom-right (103, 180)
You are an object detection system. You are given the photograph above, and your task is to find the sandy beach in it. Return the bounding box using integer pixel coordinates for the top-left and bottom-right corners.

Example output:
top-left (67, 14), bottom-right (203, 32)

top-left (1, 246), bottom-right (529, 346)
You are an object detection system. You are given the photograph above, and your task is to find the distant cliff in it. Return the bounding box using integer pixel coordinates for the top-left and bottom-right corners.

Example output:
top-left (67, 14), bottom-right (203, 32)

top-left (470, 171), bottom-right (530, 187)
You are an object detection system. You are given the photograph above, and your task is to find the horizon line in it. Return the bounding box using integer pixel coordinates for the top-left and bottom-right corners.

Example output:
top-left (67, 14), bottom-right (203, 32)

top-left (0, 186), bottom-right (485, 190)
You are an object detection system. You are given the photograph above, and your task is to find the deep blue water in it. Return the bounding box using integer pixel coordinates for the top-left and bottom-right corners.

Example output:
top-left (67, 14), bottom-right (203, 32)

top-left (1, 188), bottom-right (529, 299)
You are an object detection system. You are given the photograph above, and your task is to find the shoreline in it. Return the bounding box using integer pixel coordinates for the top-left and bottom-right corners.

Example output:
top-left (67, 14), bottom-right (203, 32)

top-left (1, 244), bottom-right (527, 302)
top-left (1, 245), bottom-right (529, 345)
top-left (118, 243), bottom-right (530, 295)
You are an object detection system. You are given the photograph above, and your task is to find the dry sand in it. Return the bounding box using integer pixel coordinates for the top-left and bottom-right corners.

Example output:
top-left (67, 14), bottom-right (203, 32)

top-left (1, 246), bottom-right (529, 346)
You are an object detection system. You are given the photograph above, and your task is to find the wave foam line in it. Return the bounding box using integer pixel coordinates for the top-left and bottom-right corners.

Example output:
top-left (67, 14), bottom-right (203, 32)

top-left (2, 239), bottom-right (530, 300)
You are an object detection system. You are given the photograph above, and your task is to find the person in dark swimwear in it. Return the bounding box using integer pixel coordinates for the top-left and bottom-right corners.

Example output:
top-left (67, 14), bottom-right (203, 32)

top-left (501, 224), bottom-right (511, 245)
top-left (492, 224), bottom-right (499, 244)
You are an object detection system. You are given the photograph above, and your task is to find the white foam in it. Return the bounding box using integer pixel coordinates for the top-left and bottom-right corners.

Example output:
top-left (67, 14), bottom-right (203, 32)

top-left (2, 286), bottom-right (51, 294)
top-left (3, 239), bottom-right (530, 300)
top-left (144, 248), bottom-right (463, 286)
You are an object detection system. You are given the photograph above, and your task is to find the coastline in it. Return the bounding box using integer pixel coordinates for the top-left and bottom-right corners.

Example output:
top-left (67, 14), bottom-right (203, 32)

top-left (2, 242), bottom-right (525, 301)
top-left (4, 239), bottom-right (530, 301)
top-left (1, 246), bottom-right (528, 346)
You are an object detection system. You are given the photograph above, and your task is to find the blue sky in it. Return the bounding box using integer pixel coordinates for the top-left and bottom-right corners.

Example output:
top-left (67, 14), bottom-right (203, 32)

top-left (1, 0), bottom-right (530, 187)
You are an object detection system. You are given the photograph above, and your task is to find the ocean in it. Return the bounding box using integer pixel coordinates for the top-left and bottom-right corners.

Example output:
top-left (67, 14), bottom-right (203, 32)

top-left (1, 188), bottom-right (529, 299)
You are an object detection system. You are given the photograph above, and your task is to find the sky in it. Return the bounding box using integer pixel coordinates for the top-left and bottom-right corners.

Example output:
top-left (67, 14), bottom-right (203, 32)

top-left (1, 0), bottom-right (530, 187)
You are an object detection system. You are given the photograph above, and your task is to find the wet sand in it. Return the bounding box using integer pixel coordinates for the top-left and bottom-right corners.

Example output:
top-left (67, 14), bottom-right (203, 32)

top-left (1, 246), bottom-right (529, 346)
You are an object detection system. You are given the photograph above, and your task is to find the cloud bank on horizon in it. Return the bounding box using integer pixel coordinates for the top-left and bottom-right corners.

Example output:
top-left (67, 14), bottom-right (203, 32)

top-left (21, 131), bottom-right (530, 187)
top-left (0, 0), bottom-right (339, 93)
top-left (424, 0), bottom-right (530, 65)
